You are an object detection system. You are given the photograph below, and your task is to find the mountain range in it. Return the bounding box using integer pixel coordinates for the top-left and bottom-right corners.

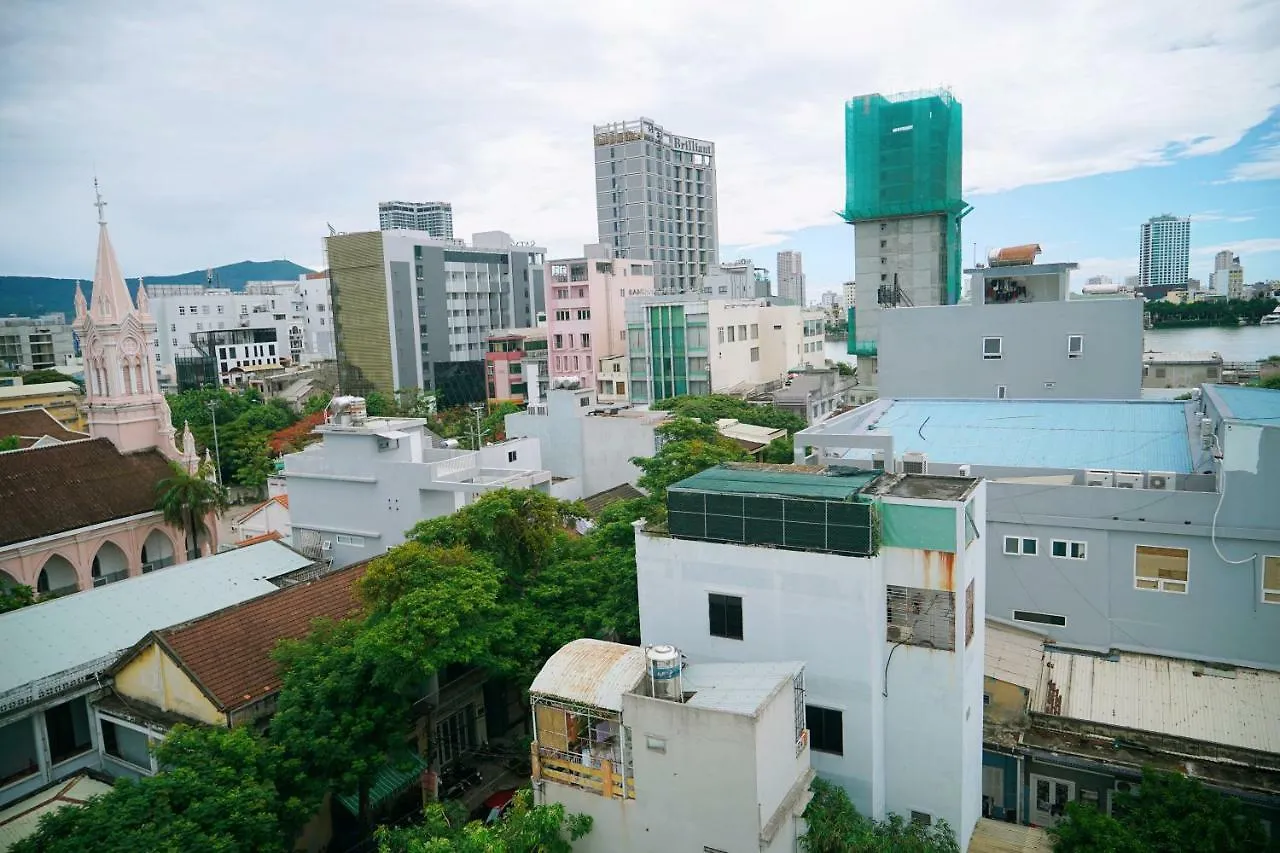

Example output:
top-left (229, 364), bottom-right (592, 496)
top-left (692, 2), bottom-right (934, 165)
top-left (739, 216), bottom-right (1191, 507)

top-left (0, 260), bottom-right (315, 321)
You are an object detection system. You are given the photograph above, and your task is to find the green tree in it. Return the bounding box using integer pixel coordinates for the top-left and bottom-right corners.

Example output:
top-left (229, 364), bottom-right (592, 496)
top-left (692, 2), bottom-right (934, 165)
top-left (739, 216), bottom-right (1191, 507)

top-left (1257, 374), bottom-right (1280, 390)
top-left (374, 789), bottom-right (592, 852)
top-left (302, 393), bottom-right (332, 415)
top-left (631, 418), bottom-right (749, 507)
top-left (800, 779), bottom-right (959, 853)
top-left (271, 618), bottom-right (412, 823)
top-left (652, 394), bottom-right (807, 433)
top-left (154, 460), bottom-right (228, 559)
top-left (1048, 768), bottom-right (1274, 853)
top-left (0, 435), bottom-right (20, 452)
top-left (232, 432), bottom-right (276, 492)
top-left (762, 435), bottom-right (795, 464)
top-left (0, 583), bottom-right (36, 614)
top-left (11, 725), bottom-right (310, 853)
top-left (365, 391), bottom-right (393, 416)
top-left (19, 369), bottom-right (75, 387)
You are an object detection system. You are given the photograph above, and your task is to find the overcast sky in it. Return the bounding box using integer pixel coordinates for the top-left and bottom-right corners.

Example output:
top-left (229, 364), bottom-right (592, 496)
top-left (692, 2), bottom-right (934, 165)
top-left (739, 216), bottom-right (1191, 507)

top-left (1, 0), bottom-right (1278, 287)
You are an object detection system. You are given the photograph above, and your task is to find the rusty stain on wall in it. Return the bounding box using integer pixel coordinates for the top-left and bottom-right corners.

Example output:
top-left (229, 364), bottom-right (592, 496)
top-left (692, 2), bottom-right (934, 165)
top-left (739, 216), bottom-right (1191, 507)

top-left (921, 549), bottom-right (955, 592)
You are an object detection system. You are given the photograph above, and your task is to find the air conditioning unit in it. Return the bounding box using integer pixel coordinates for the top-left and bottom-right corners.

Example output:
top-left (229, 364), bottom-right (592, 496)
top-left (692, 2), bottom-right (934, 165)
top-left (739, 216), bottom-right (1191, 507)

top-left (320, 540), bottom-right (333, 552)
top-left (1085, 470), bottom-right (1115, 487)
top-left (886, 624), bottom-right (913, 643)
top-left (1114, 471), bottom-right (1143, 489)
top-left (871, 450), bottom-right (887, 471)
top-left (901, 452), bottom-right (928, 475)
top-left (1200, 417), bottom-right (1214, 438)
top-left (1146, 471), bottom-right (1176, 491)
top-left (957, 464), bottom-right (971, 477)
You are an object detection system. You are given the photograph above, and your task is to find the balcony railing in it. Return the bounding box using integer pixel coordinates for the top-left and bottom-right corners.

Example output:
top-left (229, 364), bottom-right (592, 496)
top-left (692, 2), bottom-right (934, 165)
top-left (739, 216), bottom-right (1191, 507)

top-left (38, 584), bottom-right (79, 601)
top-left (142, 556), bottom-right (175, 574)
top-left (532, 747), bottom-right (635, 800)
top-left (92, 570), bottom-right (129, 587)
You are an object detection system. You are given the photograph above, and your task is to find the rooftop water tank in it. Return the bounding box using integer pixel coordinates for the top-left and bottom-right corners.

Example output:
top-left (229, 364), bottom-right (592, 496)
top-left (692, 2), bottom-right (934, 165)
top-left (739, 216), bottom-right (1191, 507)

top-left (647, 645), bottom-right (683, 702)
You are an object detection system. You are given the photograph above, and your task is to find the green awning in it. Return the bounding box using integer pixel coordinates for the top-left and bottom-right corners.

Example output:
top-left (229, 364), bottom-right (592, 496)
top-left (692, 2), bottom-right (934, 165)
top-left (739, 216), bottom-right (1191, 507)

top-left (336, 751), bottom-right (429, 815)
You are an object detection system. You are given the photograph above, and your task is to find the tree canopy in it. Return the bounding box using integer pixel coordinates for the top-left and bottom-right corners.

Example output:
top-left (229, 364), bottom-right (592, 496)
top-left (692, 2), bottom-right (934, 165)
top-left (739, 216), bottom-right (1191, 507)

top-left (374, 790), bottom-right (591, 852)
top-left (800, 779), bottom-right (959, 853)
top-left (11, 725), bottom-right (309, 853)
top-left (1146, 296), bottom-right (1278, 327)
top-left (652, 393), bottom-right (807, 433)
top-left (1048, 768), bottom-right (1275, 853)
top-left (631, 417), bottom-right (750, 510)
top-left (165, 387), bottom-right (299, 489)
top-left (154, 459), bottom-right (228, 559)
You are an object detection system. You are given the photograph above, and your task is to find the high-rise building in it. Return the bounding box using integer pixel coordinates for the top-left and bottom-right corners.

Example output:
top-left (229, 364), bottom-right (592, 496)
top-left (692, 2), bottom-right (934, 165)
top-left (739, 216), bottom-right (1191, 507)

top-left (777, 250), bottom-right (805, 304)
top-left (0, 315), bottom-right (75, 373)
top-left (325, 229), bottom-right (544, 405)
top-left (1138, 215), bottom-right (1190, 297)
top-left (592, 118), bottom-right (719, 295)
top-left (1211, 249), bottom-right (1245, 299)
top-left (841, 89), bottom-right (968, 382)
top-left (378, 201), bottom-right (454, 238)
top-left (842, 281), bottom-right (856, 310)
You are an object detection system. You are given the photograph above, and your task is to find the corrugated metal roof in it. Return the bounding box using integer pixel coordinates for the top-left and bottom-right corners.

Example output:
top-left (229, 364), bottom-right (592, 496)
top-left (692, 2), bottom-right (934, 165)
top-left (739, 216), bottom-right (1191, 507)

top-left (863, 399), bottom-right (1194, 473)
top-left (335, 751), bottom-right (428, 815)
top-left (671, 464), bottom-right (879, 500)
top-left (0, 542), bottom-right (311, 698)
top-left (1208, 384), bottom-right (1280, 424)
top-left (1030, 649), bottom-right (1280, 754)
top-left (529, 638), bottom-right (647, 712)
top-left (0, 774), bottom-right (113, 850)
top-left (968, 818), bottom-right (1051, 852)
top-left (682, 661), bottom-right (802, 716)
top-left (985, 621), bottom-right (1046, 690)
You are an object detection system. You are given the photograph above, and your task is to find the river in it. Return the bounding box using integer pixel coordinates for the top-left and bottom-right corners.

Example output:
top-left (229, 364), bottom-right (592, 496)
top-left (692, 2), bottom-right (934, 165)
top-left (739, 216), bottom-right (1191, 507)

top-left (825, 325), bottom-right (1280, 367)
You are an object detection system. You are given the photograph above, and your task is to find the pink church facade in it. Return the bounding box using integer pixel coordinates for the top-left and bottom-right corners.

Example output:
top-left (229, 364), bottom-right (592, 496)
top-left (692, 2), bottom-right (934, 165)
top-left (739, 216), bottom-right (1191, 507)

top-left (0, 188), bottom-right (216, 598)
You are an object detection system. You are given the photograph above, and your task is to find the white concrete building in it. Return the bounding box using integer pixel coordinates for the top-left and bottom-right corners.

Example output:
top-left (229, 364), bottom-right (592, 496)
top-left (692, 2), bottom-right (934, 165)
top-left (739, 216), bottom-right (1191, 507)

top-left (624, 295), bottom-right (826, 402)
top-left (504, 388), bottom-right (668, 500)
top-left (635, 464), bottom-right (986, 850)
top-left (1138, 214), bottom-right (1191, 295)
top-left (378, 200), bottom-right (454, 238)
top-left (530, 638), bottom-right (812, 853)
top-left (147, 274), bottom-right (334, 377)
top-left (283, 400), bottom-right (555, 568)
top-left (842, 281), bottom-right (856, 311)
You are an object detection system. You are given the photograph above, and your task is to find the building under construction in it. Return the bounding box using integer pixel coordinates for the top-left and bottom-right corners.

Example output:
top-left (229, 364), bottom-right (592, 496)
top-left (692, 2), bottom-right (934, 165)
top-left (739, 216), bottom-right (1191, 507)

top-left (842, 89), bottom-right (969, 376)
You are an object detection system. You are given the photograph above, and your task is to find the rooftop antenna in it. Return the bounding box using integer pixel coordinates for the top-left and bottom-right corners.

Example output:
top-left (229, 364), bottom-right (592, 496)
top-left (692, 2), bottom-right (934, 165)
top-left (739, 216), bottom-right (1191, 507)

top-left (327, 222), bottom-right (338, 236)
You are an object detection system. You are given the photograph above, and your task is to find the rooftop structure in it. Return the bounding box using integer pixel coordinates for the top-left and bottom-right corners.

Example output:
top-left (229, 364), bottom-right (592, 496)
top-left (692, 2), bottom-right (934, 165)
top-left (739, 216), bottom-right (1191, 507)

top-left (378, 200), bottom-right (453, 238)
top-left (0, 315), bottom-right (75, 374)
top-left (637, 463), bottom-right (986, 848)
top-left (0, 408), bottom-right (87, 450)
top-left (795, 387), bottom-right (1280, 671)
top-left (530, 638), bottom-right (811, 853)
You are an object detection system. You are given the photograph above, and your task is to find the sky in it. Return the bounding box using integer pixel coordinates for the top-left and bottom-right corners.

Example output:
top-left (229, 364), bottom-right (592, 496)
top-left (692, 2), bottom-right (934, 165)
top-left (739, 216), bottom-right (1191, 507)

top-left (1, 0), bottom-right (1278, 292)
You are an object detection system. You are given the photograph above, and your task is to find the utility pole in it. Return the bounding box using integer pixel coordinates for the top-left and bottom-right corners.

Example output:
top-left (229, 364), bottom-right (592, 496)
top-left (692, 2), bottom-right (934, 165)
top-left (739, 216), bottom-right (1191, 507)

top-left (471, 403), bottom-right (487, 450)
top-left (207, 399), bottom-right (222, 486)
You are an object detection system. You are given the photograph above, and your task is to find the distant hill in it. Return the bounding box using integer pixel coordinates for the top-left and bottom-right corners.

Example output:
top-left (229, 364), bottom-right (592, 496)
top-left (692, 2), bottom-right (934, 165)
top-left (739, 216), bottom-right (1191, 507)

top-left (0, 260), bottom-right (315, 320)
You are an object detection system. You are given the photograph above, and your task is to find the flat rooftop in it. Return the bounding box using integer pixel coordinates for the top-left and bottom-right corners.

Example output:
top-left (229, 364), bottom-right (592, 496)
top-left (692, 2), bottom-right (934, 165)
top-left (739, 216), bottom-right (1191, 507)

top-left (863, 472), bottom-right (980, 502)
top-left (670, 463), bottom-right (880, 500)
top-left (826, 399), bottom-right (1195, 473)
top-left (1207, 384), bottom-right (1280, 425)
top-left (679, 661), bottom-right (802, 716)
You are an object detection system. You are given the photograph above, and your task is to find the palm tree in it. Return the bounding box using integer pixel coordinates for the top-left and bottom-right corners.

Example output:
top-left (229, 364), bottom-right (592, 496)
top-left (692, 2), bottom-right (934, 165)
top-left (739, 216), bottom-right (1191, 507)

top-left (155, 460), bottom-right (228, 560)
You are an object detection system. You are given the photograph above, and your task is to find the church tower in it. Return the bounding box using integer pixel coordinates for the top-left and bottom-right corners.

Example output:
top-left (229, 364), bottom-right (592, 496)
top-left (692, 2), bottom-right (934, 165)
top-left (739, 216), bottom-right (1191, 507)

top-left (73, 181), bottom-right (186, 463)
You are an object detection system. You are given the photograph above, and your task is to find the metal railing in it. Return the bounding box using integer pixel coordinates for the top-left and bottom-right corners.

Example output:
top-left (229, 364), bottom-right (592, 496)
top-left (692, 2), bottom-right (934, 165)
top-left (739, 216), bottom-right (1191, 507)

top-left (92, 570), bottom-right (128, 587)
top-left (38, 584), bottom-right (79, 601)
top-left (141, 556), bottom-right (175, 574)
top-left (0, 653), bottom-right (120, 715)
top-left (532, 747), bottom-right (635, 800)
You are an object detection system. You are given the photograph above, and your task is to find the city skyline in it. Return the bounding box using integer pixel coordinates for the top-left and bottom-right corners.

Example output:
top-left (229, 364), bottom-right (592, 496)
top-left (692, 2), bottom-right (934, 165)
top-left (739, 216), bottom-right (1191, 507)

top-left (1, 1), bottom-right (1277, 288)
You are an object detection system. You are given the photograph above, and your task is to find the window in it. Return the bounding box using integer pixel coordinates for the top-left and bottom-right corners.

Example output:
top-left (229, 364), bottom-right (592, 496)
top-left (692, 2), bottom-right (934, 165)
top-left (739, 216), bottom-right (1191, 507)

top-left (553, 334), bottom-right (563, 349)
top-left (646, 736), bottom-right (667, 753)
top-left (805, 705), bottom-right (843, 755)
top-left (886, 585), bottom-right (955, 651)
top-left (1051, 539), bottom-right (1087, 560)
top-left (911, 811), bottom-right (933, 827)
top-left (983, 692), bottom-right (992, 706)
top-left (507, 450), bottom-right (518, 463)
top-left (201, 305), bottom-right (209, 315)
top-left (555, 310), bottom-right (571, 321)
top-left (737, 325), bottom-right (747, 340)
top-left (965, 580), bottom-right (975, 647)
top-left (717, 327), bottom-right (725, 343)
top-left (577, 309), bottom-right (591, 320)
top-left (217, 305), bottom-right (224, 314)
top-left (1134, 545), bottom-right (1188, 593)
top-left (579, 396), bottom-right (590, 407)
top-left (45, 697), bottom-right (92, 765)
top-left (749, 347), bottom-right (760, 362)
top-left (581, 333), bottom-right (590, 348)
top-left (1003, 536), bottom-right (1037, 556)
top-left (101, 718), bottom-right (152, 770)
top-left (726, 326), bottom-right (735, 342)
top-left (708, 593), bottom-right (743, 640)
top-left (750, 323), bottom-right (758, 339)
top-left (1013, 610), bottom-right (1067, 627)
top-left (335, 534), bottom-right (365, 547)
top-left (997, 385), bottom-right (1007, 399)
top-left (1068, 334), bottom-right (1084, 358)
top-left (169, 323), bottom-right (176, 332)
top-left (1264, 556), bottom-right (1280, 604)
top-left (982, 336), bottom-right (1002, 359)
top-left (178, 306), bottom-right (185, 315)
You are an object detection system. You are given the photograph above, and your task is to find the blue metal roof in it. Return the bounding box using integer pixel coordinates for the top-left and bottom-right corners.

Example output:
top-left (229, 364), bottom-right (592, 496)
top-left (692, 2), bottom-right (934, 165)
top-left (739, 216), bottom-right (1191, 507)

top-left (1208, 384), bottom-right (1280, 425)
top-left (861, 399), bottom-right (1194, 473)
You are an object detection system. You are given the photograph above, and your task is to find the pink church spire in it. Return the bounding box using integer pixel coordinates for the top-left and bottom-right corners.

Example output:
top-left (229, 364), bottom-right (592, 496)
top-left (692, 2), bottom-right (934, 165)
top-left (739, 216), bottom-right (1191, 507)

top-left (88, 178), bottom-right (135, 322)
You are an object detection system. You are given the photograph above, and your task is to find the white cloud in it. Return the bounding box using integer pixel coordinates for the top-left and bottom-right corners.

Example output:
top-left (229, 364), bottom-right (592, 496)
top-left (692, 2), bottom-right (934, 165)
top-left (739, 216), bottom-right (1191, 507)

top-left (1195, 237), bottom-right (1280, 256)
top-left (1190, 211), bottom-right (1256, 223)
top-left (0, 0), bottom-right (1278, 275)
top-left (1221, 144), bottom-right (1280, 183)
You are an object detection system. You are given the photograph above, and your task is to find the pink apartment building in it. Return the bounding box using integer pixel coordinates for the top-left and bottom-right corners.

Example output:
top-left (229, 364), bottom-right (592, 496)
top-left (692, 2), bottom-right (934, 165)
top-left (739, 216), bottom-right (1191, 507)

top-left (546, 245), bottom-right (653, 403)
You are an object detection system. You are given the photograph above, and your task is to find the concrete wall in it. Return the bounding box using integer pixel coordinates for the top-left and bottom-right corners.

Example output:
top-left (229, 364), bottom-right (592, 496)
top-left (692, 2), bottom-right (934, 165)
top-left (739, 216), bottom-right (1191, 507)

top-left (877, 298), bottom-right (1143, 400)
top-left (113, 643), bottom-right (224, 727)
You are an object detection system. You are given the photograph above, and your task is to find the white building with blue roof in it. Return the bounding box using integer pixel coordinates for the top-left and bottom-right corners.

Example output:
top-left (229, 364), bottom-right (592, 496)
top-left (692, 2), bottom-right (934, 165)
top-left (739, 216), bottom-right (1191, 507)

top-left (796, 386), bottom-right (1280, 672)
top-left (0, 541), bottom-right (313, 807)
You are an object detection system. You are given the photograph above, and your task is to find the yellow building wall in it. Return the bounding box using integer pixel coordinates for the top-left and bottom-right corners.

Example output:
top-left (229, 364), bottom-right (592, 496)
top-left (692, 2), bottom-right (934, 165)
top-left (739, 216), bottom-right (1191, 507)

top-left (0, 392), bottom-right (86, 431)
top-left (114, 643), bottom-right (226, 727)
top-left (983, 676), bottom-right (1029, 726)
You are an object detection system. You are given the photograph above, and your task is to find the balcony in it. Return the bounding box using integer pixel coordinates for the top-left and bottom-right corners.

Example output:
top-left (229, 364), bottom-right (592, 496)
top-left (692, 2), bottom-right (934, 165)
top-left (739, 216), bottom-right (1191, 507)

top-left (92, 570), bottom-right (128, 587)
top-left (142, 556), bottom-right (175, 574)
top-left (533, 749), bottom-right (635, 800)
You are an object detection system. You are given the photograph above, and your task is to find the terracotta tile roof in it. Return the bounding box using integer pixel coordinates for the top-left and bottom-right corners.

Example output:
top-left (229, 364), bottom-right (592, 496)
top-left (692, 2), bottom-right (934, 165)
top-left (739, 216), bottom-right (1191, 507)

top-left (0, 438), bottom-right (174, 547)
top-left (582, 483), bottom-right (644, 516)
top-left (155, 562), bottom-right (368, 712)
top-left (236, 530), bottom-right (284, 547)
top-left (0, 409), bottom-right (88, 444)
